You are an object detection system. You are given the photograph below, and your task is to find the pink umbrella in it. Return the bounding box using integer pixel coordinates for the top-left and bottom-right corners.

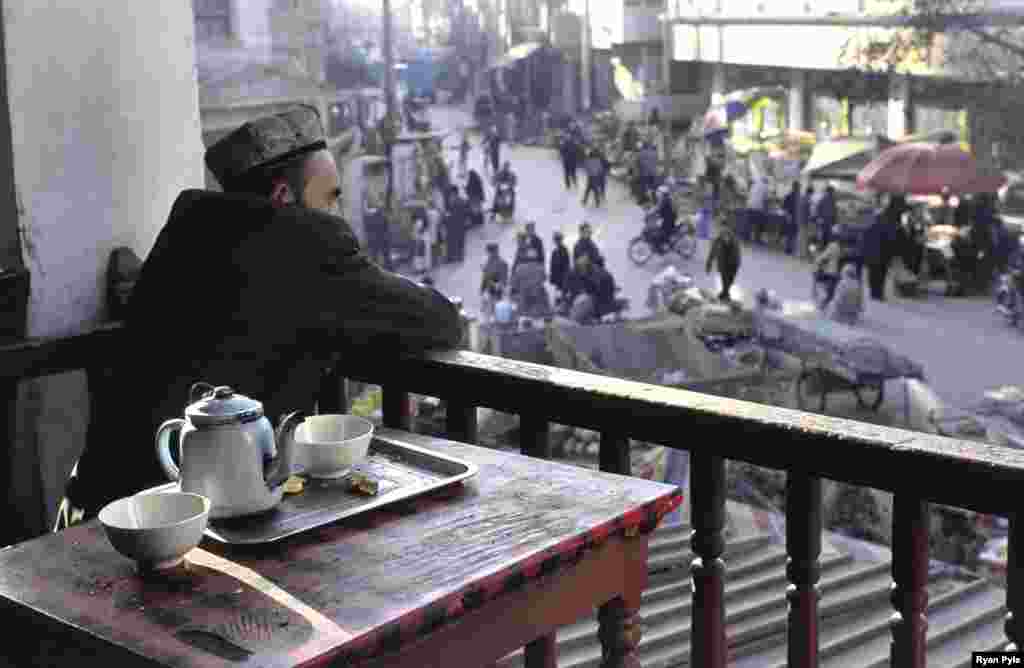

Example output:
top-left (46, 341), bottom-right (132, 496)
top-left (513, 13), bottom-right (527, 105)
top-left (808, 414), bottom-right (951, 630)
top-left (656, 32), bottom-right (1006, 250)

top-left (856, 142), bottom-right (1006, 195)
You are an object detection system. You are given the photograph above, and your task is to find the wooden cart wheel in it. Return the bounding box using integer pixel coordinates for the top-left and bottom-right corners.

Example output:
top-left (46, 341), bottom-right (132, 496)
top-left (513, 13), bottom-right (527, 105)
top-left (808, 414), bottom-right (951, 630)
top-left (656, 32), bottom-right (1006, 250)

top-left (854, 380), bottom-right (885, 411)
top-left (796, 369), bottom-right (828, 412)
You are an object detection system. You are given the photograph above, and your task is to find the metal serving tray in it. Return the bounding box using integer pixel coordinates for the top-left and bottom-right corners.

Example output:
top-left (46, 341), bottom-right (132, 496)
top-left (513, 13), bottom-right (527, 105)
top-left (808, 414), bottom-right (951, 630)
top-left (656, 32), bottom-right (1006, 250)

top-left (139, 434), bottom-right (478, 545)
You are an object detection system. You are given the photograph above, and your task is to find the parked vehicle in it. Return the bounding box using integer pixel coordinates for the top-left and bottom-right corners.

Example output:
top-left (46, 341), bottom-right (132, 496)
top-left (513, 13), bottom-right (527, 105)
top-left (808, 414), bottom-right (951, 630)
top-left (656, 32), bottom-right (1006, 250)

top-left (628, 213), bottom-right (697, 266)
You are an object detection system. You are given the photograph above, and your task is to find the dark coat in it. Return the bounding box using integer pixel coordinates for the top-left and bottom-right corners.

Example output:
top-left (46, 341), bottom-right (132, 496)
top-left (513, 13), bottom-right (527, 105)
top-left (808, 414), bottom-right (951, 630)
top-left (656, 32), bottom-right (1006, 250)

top-left (466, 170), bottom-right (485, 202)
top-left (573, 237), bottom-right (602, 265)
top-left (861, 215), bottom-right (899, 265)
top-left (549, 244), bottom-right (570, 290)
top-left (70, 190), bottom-right (462, 516)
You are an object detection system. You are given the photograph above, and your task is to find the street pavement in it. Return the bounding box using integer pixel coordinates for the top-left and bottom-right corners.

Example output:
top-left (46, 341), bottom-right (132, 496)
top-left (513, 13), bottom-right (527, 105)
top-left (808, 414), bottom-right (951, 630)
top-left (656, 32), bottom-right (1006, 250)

top-left (424, 105), bottom-right (1021, 416)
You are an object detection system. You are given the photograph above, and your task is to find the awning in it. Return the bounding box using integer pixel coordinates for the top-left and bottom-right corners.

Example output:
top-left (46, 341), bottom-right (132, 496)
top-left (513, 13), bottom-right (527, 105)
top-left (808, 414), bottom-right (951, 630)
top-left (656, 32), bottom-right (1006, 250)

top-left (489, 42), bottom-right (543, 70)
top-left (802, 136), bottom-right (894, 180)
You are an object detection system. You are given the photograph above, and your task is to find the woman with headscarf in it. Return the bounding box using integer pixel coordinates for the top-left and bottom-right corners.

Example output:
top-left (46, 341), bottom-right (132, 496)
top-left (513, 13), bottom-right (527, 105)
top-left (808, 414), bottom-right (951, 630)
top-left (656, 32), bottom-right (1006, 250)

top-left (465, 168), bottom-right (486, 227)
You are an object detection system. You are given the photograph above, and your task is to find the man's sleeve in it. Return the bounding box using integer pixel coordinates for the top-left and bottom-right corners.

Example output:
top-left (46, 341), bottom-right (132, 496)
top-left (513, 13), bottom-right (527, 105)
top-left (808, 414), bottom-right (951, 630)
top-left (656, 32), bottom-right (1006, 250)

top-left (233, 208), bottom-right (463, 354)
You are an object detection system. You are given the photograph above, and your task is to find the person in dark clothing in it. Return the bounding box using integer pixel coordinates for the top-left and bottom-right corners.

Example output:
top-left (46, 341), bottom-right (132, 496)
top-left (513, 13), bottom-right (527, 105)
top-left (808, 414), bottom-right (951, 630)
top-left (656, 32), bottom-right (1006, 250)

top-left (638, 142), bottom-right (659, 204)
top-left (65, 105), bottom-right (462, 520)
top-left (622, 121), bottom-right (639, 153)
top-left (512, 222), bottom-right (545, 272)
top-left (445, 185), bottom-right (468, 263)
top-left (706, 224), bottom-right (742, 302)
top-left (573, 222), bottom-right (603, 266)
top-left (649, 107), bottom-right (661, 127)
top-left (862, 195), bottom-right (907, 301)
top-left (653, 185), bottom-right (677, 250)
top-left (484, 124), bottom-right (501, 175)
top-left (954, 196), bottom-right (972, 228)
top-left (582, 148), bottom-right (607, 207)
top-left (590, 256), bottom-right (618, 318)
top-left (704, 153), bottom-right (723, 204)
top-left (782, 181), bottom-right (801, 255)
top-left (363, 191), bottom-right (392, 270)
top-left (466, 168), bottom-right (486, 227)
top-left (817, 185), bottom-right (838, 248)
top-left (549, 231), bottom-right (570, 295)
top-left (559, 134), bottom-right (580, 190)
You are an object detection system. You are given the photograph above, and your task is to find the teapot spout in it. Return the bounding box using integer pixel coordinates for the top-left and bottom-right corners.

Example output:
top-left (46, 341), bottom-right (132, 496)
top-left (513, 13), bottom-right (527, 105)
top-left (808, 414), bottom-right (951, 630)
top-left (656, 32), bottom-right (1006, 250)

top-left (265, 411), bottom-right (307, 491)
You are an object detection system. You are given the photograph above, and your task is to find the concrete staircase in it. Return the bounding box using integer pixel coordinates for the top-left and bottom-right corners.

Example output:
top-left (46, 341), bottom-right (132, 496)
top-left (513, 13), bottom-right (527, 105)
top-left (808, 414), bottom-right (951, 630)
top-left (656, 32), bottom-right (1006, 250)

top-left (495, 517), bottom-right (1008, 668)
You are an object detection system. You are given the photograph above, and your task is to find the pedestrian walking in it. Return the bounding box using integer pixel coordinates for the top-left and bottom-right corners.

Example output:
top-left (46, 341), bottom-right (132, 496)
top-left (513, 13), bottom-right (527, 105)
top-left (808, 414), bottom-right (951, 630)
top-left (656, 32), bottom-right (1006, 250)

top-left (480, 242), bottom-right (509, 323)
top-left (363, 190), bottom-right (392, 270)
top-left (458, 130), bottom-right (471, 179)
top-left (782, 181), bottom-right (800, 255)
top-left (484, 123), bottom-right (501, 177)
top-left (550, 231), bottom-right (570, 296)
top-left (862, 195), bottom-right (906, 301)
top-left (573, 222), bottom-right (602, 266)
top-left (706, 223), bottom-right (742, 302)
top-left (413, 207), bottom-right (433, 274)
top-left (817, 185), bottom-right (838, 248)
top-left (444, 186), bottom-right (469, 263)
top-left (559, 133), bottom-right (579, 190)
top-left (582, 148), bottom-right (605, 207)
top-left (799, 183), bottom-right (816, 259)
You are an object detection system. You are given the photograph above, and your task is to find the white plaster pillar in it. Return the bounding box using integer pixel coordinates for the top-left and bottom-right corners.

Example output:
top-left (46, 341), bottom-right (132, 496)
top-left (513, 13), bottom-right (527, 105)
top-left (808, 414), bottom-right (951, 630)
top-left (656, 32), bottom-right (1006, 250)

top-left (887, 73), bottom-right (913, 140)
top-left (788, 69), bottom-right (811, 132)
top-left (711, 62), bottom-right (726, 102)
top-left (662, 19), bottom-right (674, 95)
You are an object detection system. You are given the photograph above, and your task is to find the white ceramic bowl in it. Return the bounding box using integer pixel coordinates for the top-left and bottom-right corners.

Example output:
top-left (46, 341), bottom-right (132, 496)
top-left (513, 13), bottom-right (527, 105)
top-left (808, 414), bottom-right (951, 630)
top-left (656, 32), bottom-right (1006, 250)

top-left (295, 414), bottom-right (374, 479)
top-left (99, 492), bottom-right (210, 570)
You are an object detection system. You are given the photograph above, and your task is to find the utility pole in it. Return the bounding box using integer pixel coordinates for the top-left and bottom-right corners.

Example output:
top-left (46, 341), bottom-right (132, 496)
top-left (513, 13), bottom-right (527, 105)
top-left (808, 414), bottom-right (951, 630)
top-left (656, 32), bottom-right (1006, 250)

top-left (383, 0), bottom-right (397, 213)
top-left (581, 0), bottom-right (591, 111)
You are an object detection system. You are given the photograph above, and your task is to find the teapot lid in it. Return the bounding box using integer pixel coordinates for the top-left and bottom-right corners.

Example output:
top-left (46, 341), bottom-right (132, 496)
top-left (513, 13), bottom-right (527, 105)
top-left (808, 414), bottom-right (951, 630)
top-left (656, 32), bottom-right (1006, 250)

top-left (186, 386), bottom-right (264, 427)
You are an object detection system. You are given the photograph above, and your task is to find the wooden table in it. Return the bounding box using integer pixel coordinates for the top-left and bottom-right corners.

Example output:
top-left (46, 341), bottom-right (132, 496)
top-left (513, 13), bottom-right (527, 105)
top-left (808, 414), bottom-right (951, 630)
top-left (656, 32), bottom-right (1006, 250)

top-left (0, 429), bottom-right (681, 668)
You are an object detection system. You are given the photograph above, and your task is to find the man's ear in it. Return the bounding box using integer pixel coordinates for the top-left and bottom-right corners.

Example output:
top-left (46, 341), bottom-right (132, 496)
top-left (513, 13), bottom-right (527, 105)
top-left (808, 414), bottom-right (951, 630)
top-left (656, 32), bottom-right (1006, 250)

top-left (269, 180), bottom-right (296, 208)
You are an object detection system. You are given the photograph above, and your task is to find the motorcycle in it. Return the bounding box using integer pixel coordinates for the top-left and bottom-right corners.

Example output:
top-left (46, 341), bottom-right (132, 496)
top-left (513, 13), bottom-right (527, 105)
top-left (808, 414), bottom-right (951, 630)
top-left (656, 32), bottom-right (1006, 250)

top-left (491, 181), bottom-right (516, 224)
top-left (628, 212), bottom-right (697, 266)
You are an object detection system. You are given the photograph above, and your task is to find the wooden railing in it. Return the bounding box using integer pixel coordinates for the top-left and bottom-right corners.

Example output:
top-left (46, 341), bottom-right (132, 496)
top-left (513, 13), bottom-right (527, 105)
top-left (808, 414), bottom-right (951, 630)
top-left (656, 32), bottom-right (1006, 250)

top-left (4, 323), bottom-right (1024, 667)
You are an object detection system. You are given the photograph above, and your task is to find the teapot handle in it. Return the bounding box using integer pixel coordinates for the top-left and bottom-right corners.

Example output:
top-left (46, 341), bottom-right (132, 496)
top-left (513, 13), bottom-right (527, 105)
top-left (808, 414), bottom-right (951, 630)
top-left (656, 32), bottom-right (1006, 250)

top-left (156, 419), bottom-right (186, 482)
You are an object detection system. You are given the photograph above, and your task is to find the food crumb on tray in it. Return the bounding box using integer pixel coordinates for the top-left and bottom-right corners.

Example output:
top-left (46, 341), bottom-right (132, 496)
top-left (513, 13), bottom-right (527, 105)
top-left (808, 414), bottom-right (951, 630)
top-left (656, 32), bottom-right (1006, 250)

top-left (284, 475), bottom-right (305, 495)
top-left (350, 470), bottom-right (380, 496)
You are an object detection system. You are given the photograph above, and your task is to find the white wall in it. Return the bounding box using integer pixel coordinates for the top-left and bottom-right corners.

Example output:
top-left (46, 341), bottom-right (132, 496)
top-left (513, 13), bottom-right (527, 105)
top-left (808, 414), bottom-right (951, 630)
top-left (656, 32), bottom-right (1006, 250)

top-left (4, 1), bottom-right (205, 338)
top-left (2, 1), bottom-right (204, 537)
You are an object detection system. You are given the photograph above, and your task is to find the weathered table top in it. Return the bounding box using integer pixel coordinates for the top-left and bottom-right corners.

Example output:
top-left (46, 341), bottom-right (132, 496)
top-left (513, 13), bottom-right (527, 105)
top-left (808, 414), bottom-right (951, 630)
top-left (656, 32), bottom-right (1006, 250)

top-left (0, 429), bottom-right (681, 668)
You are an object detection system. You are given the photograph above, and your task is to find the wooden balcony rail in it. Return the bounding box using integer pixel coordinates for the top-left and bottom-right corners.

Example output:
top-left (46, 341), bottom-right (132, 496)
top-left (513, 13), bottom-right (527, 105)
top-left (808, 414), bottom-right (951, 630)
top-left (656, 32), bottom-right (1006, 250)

top-left (4, 323), bottom-right (1024, 668)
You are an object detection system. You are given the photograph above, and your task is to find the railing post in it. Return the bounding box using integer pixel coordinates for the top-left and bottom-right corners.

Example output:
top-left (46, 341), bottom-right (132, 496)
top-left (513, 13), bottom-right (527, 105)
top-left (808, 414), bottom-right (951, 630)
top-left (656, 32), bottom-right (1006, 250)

top-left (599, 432), bottom-right (630, 476)
top-left (519, 413), bottom-right (549, 460)
top-left (890, 495), bottom-right (929, 668)
top-left (690, 452), bottom-right (727, 668)
top-left (382, 387), bottom-right (412, 431)
top-left (318, 365), bottom-right (349, 414)
top-left (786, 473), bottom-right (822, 668)
top-left (518, 411), bottom-right (555, 668)
top-left (1005, 514), bottom-right (1024, 651)
top-left (445, 400), bottom-right (478, 444)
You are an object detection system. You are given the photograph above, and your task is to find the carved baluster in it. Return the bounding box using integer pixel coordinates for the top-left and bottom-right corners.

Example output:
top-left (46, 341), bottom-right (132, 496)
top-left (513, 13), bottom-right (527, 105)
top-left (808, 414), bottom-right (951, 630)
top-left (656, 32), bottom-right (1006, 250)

top-left (1005, 514), bottom-right (1024, 651)
top-left (786, 473), bottom-right (822, 668)
top-left (598, 595), bottom-right (642, 668)
top-left (382, 388), bottom-right (412, 431)
top-left (599, 432), bottom-right (630, 476)
top-left (690, 452), bottom-right (727, 668)
top-left (317, 366), bottom-right (349, 414)
top-left (444, 400), bottom-right (477, 444)
top-left (519, 413), bottom-right (550, 460)
top-left (524, 633), bottom-right (557, 668)
top-left (890, 495), bottom-right (929, 668)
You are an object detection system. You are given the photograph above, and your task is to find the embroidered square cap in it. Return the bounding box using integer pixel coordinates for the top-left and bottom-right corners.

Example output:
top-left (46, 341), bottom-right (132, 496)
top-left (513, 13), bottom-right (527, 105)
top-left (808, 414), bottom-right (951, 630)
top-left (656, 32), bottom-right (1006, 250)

top-left (205, 105), bottom-right (327, 190)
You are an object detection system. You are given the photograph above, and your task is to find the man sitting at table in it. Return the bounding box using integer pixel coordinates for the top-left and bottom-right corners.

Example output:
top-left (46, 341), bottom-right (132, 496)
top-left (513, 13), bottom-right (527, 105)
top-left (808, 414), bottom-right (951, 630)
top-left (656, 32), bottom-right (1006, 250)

top-left (64, 105), bottom-right (463, 521)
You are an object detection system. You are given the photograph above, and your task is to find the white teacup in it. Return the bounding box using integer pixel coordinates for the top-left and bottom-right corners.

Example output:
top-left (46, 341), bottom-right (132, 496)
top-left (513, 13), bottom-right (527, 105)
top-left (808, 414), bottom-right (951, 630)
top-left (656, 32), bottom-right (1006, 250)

top-left (295, 414), bottom-right (374, 479)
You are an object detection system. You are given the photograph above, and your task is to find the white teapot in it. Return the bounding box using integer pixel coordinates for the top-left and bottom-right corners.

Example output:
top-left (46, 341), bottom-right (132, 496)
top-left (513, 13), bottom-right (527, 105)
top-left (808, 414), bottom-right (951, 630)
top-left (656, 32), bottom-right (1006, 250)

top-left (156, 383), bottom-right (305, 519)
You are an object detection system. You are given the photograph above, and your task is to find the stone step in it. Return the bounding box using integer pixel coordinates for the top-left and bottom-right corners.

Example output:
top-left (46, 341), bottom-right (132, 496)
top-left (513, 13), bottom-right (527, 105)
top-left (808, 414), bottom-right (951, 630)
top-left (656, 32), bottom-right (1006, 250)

top-left (496, 530), bottom-right (777, 668)
top-left (863, 587), bottom-right (1006, 668)
top-left (738, 578), bottom-right (997, 668)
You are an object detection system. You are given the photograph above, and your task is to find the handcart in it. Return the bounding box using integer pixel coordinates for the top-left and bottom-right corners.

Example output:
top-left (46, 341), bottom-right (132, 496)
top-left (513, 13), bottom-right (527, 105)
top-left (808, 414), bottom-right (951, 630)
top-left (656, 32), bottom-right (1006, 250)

top-left (754, 304), bottom-right (925, 421)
